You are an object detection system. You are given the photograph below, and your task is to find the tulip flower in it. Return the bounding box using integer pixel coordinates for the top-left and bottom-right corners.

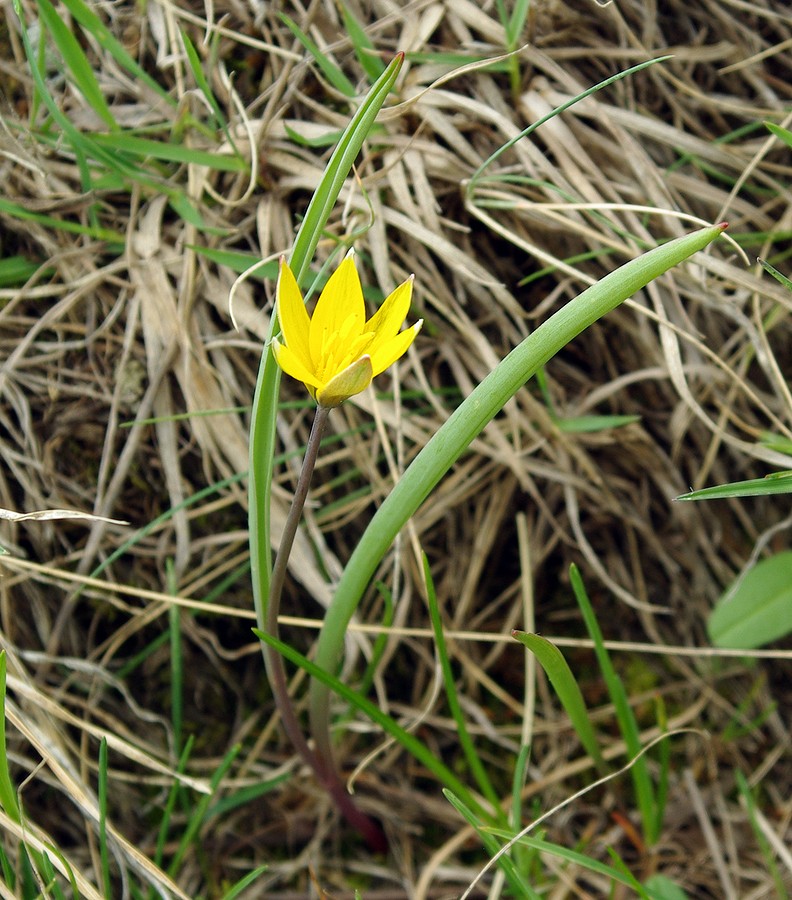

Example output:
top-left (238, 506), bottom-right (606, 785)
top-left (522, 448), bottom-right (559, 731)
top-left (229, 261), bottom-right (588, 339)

top-left (272, 252), bottom-right (422, 407)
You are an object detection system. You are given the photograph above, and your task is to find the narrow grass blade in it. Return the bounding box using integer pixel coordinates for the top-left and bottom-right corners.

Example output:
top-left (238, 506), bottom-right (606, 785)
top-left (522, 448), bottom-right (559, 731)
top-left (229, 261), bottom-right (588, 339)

top-left (556, 414), bottom-right (640, 434)
top-left (759, 257), bottom-right (792, 291)
top-left (152, 737), bottom-right (194, 883)
top-left (643, 874), bottom-right (690, 899)
top-left (56, 0), bottom-right (174, 106)
top-left (167, 561), bottom-right (183, 756)
top-left (445, 790), bottom-right (538, 899)
top-left (167, 745), bottom-right (240, 879)
top-left (569, 565), bottom-right (658, 843)
top-left (467, 57), bottom-right (671, 197)
top-left (0, 255), bottom-right (50, 287)
top-left (0, 197), bottom-right (124, 243)
top-left (180, 30), bottom-right (227, 132)
top-left (253, 628), bottom-right (487, 820)
top-left (90, 133), bottom-right (247, 171)
top-left (339, 3), bottom-right (386, 81)
top-left (766, 121), bottom-right (792, 151)
top-left (98, 738), bottom-right (112, 899)
top-left (35, 0), bottom-right (117, 129)
top-left (309, 223), bottom-right (727, 763)
top-left (189, 246), bottom-right (279, 279)
top-left (279, 13), bottom-right (356, 97)
top-left (735, 769), bottom-right (790, 900)
top-left (352, 582), bottom-right (393, 699)
top-left (512, 632), bottom-right (605, 771)
top-left (676, 471), bottom-right (792, 500)
top-left (0, 653), bottom-right (21, 821)
top-left (220, 866), bottom-right (269, 900)
top-left (423, 554), bottom-right (503, 815)
top-left (487, 831), bottom-right (651, 896)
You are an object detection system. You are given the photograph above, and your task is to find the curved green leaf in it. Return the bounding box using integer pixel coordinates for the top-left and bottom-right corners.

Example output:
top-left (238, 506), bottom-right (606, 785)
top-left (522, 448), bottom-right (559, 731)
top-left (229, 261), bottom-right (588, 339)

top-left (309, 223), bottom-right (727, 760)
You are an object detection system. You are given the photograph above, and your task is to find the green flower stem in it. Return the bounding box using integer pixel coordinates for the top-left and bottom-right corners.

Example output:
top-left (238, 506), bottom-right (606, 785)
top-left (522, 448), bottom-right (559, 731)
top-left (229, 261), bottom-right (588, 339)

top-left (309, 223), bottom-right (728, 770)
top-left (265, 405), bottom-right (386, 852)
top-left (264, 406), bottom-right (329, 775)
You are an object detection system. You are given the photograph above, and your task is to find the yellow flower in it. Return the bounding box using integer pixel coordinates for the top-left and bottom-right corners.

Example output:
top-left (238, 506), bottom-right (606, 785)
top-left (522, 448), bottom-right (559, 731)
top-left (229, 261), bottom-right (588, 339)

top-left (271, 253), bottom-right (422, 408)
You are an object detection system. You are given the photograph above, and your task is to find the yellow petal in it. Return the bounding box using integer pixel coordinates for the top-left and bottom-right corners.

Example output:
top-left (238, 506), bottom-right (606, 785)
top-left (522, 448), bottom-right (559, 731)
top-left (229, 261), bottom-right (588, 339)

top-left (272, 338), bottom-right (322, 389)
top-left (316, 355), bottom-right (373, 407)
top-left (369, 320), bottom-right (422, 377)
top-left (276, 258), bottom-right (313, 372)
top-left (309, 254), bottom-right (365, 366)
top-left (365, 275), bottom-right (414, 341)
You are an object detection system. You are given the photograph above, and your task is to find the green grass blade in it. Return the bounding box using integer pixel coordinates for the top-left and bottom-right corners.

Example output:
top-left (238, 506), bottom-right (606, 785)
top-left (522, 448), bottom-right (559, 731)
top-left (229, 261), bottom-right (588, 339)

top-left (569, 565), bottom-right (657, 843)
top-left (14, 0), bottom-right (109, 194)
top-left (643, 873), bottom-right (690, 899)
top-left (35, 0), bottom-right (117, 129)
top-left (512, 632), bottom-right (605, 771)
top-left (278, 12), bottom-right (357, 97)
top-left (167, 745), bottom-right (240, 879)
top-left (676, 472), bottom-right (792, 500)
top-left (0, 197), bottom-right (124, 243)
top-left (204, 775), bottom-right (290, 821)
top-left (98, 738), bottom-right (112, 899)
top-left (759, 258), bottom-right (792, 291)
top-left (0, 653), bottom-right (21, 821)
top-left (0, 255), bottom-right (51, 287)
top-left (90, 133), bottom-right (247, 171)
top-left (167, 561), bottom-right (183, 757)
top-left (309, 223), bottom-right (727, 765)
top-left (351, 582), bottom-right (393, 699)
top-left (444, 790), bottom-right (539, 899)
top-left (253, 628), bottom-right (487, 820)
top-left (467, 57), bottom-right (671, 198)
top-left (338, 3), bottom-right (386, 81)
top-left (507, 0), bottom-right (531, 41)
top-left (152, 737), bottom-right (194, 881)
top-left (220, 866), bottom-right (269, 900)
top-left (180, 29), bottom-right (227, 132)
top-left (766, 121), bottom-right (792, 151)
top-left (555, 414), bottom-right (641, 434)
top-left (188, 246), bottom-right (279, 279)
top-left (423, 554), bottom-right (503, 815)
top-left (488, 831), bottom-right (650, 894)
top-left (735, 770), bottom-right (790, 900)
top-left (56, 0), bottom-right (174, 106)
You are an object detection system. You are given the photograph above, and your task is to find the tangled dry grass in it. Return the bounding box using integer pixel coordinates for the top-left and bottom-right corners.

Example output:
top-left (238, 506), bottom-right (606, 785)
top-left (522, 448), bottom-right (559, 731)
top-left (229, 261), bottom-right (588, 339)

top-left (1, 0), bottom-right (791, 896)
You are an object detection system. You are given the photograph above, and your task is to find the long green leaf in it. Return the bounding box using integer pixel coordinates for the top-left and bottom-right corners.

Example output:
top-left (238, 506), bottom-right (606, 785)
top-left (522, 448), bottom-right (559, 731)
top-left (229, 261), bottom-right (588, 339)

top-left (247, 51), bottom-right (403, 656)
top-left (309, 223), bottom-right (727, 764)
